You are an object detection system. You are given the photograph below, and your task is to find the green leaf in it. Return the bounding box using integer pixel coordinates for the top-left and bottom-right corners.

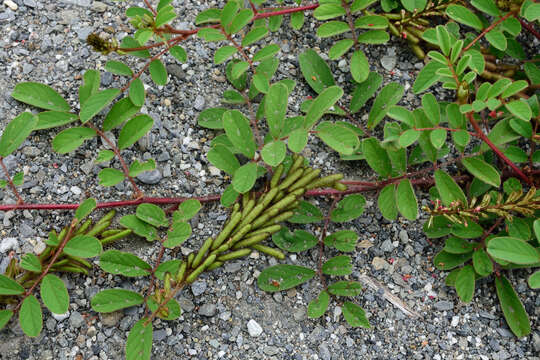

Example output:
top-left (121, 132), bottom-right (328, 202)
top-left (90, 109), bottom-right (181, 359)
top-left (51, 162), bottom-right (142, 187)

top-left (322, 255), bottom-right (352, 276)
top-left (19, 295), bottom-right (42, 337)
top-left (155, 4), bottom-right (176, 27)
top-left (424, 216), bottom-right (452, 238)
top-left (154, 260), bottom-right (181, 281)
top-left (170, 45), bottom-right (187, 63)
top-left (528, 271), bottom-right (540, 289)
top-left (120, 36), bottom-right (150, 58)
top-left (147, 297), bottom-right (181, 321)
top-left (64, 235), bottom-right (102, 258)
top-left (290, 11), bottom-right (304, 30)
top-left (324, 230), bottom-right (358, 252)
top-left (298, 49), bottom-right (335, 94)
top-left (223, 110), bottom-right (256, 158)
top-left (103, 97), bottom-right (141, 131)
top-left (342, 301), bottom-right (370, 328)
top-left (0, 112), bottom-right (38, 157)
top-left (328, 39), bottom-right (354, 60)
top-left (350, 71), bottom-right (382, 113)
top-left (307, 291), bottom-right (330, 318)
top-left (436, 25), bottom-right (451, 56)
top-left (362, 138), bottom-right (391, 177)
top-left (75, 198), bottom-right (97, 222)
top-left (195, 8), bottom-right (221, 25)
top-left (96, 150), bottom-right (114, 164)
top-left (288, 128), bottom-right (308, 153)
top-left (434, 170), bottom-right (467, 206)
top-left (198, 108), bottom-right (227, 129)
top-left (350, 49), bottom-right (369, 83)
top-left (288, 201), bottom-right (323, 224)
top-left (232, 162), bottom-right (257, 193)
top-left (136, 203), bottom-right (168, 228)
top-left (220, 184), bottom-right (239, 207)
top-left (40, 274), bottom-right (69, 314)
top-left (451, 222), bottom-right (484, 239)
top-left (120, 214), bottom-right (157, 241)
top-left (316, 122), bottom-right (359, 155)
top-left (198, 28), bottom-right (227, 42)
top-left (126, 318), bottom-right (153, 360)
top-left (257, 265), bottom-right (315, 292)
top-left (330, 194), bottom-right (366, 222)
top-left (327, 281), bottom-right (362, 296)
top-left (129, 159), bottom-right (156, 177)
top-left (0, 274), bottom-right (25, 295)
top-left (98, 168), bottom-right (124, 187)
top-left (317, 20), bottom-right (350, 38)
top-left (272, 228), bottom-right (318, 252)
top-left (105, 60), bottom-right (133, 76)
top-left (266, 83), bottom-right (288, 138)
top-left (34, 111), bottom-right (78, 130)
top-left (304, 86), bottom-right (344, 129)
top-left (505, 100), bottom-right (532, 122)
top-left (79, 69), bottom-right (100, 105)
top-left (495, 275), bottom-right (531, 337)
top-left (230, 61), bottom-right (250, 80)
top-left (471, 0), bottom-right (500, 16)
top-left (313, 3), bottom-right (346, 20)
top-left (396, 179), bottom-right (417, 220)
top-left (164, 221), bottom-right (191, 248)
top-left (173, 199), bottom-right (201, 222)
top-left (401, 0), bottom-right (427, 12)
top-left (12, 82), bottom-right (70, 111)
top-left (354, 15), bottom-right (388, 29)
top-left (12, 171), bottom-right (23, 186)
top-left (91, 289), bottom-right (144, 313)
top-left (0, 310), bottom-right (13, 331)
top-left (118, 115), bottom-right (154, 150)
top-left (446, 4), bottom-right (483, 30)
top-left (242, 26), bottom-right (268, 46)
top-left (378, 184), bottom-right (397, 220)
top-left (99, 250), bottom-right (152, 277)
top-left (524, 62), bottom-right (540, 85)
top-left (261, 141), bottom-right (286, 167)
top-left (357, 30), bottom-right (389, 44)
top-left (485, 30), bottom-right (507, 51)
top-left (487, 237), bottom-right (540, 265)
top-left (433, 250), bottom-right (473, 270)
top-left (253, 44), bottom-right (280, 62)
top-left (412, 61), bottom-right (445, 93)
top-left (461, 157), bottom-right (500, 188)
top-left (430, 128), bottom-right (447, 149)
top-left (421, 93), bottom-right (440, 124)
top-left (444, 237), bottom-right (474, 254)
top-left (129, 78), bottom-right (145, 107)
top-left (473, 249), bottom-right (493, 276)
top-left (208, 144), bottom-right (240, 175)
top-left (20, 253), bottom-right (41, 272)
top-left (455, 265), bottom-right (475, 303)
top-left (214, 45), bottom-right (237, 64)
top-left (398, 129), bottom-right (420, 148)
top-left (523, 2), bottom-right (540, 21)
top-left (229, 8), bottom-right (253, 34)
top-left (534, 219), bottom-right (540, 242)
top-left (149, 59), bottom-right (168, 85)
top-left (52, 127), bottom-right (96, 154)
top-left (80, 89), bottom-right (120, 123)
top-left (368, 82), bottom-right (404, 129)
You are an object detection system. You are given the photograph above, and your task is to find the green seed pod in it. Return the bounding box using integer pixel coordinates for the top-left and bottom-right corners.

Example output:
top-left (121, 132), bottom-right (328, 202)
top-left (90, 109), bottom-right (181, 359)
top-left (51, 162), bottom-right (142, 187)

top-left (266, 194), bottom-right (297, 215)
top-left (229, 224), bottom-right (252, 246)
top-left (50, 259), bottom-right (70, 268)
top-left (176, 261), bottom-right (187, 282)
top-left (217, 248), bottom-right (252, 262)
top-left (332, 182), bottom-right (348, 191)
top-left (250, 212), bottom-right (271, 229)
top-left (66, 255), bottom-right (92, 269)
top-left (288, 155), bottom-right (304, 175)
top-left (75, 219), bottom-right (92, 235)
top-left (86, 220), bottom-right (111, 237)
top-left (306, 174), bottom-right (344, 190)
top-left (236, 204), bottom-right (264, 229)
top-left (270, 164), bottom-right (284, 188)
top-left (410, 43), bottom-right (425, 60)
top-left (192, 237), bottom-right (213, 269)
top-left (241, 199), bottom-right (256, 219)
top-left (284, 200), bottom-right (300, 211)
top-left (272, 190), bottom-right (286, 204)
top-left (100, 229), bottom-right (123, 238)
top-left (164, 273), bottom-right (172, 294)
top-left (247, 224), bottom-right (281, 237)
top-left (58, 227), bottom-right (68, 243)
top-left (289, 168), bottom-right (321, 192)
top-left (96, 210), bottom-right (116, 226)
top-left (206, 261), bottom-right (224, 271)
top-left (264, 211), bottom-right (293, 226)
top-left (55, 265), bottom-right (89, 275)
top-left (186, 254), bottom-right (217, 284)
top-left (242, 193), bottom-right (250, 209)
top-left (210, 243), bottom-right (230, 255)
top-left (212, 212), bottom-right (242, 250)
top-left (100, 229), bottom-right (133, 246)
top-left (259, 187), bottom-right (279, 209)
top-left (387, 21), bottom-right (401, 37)
top-left (251, 244), bottom-right (285, 260)
top-left (187, 253), bottom-right (195, 269)
top-left (278, 168), bottom-right (303, 190)
top-left (232, 233), bottom-right (269, 249)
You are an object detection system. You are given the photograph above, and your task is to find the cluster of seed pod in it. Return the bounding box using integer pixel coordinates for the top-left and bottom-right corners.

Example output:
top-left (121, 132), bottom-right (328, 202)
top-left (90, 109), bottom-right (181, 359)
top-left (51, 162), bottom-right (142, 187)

top-left (2, 210), bottom-right (132, 293)
top-left (169, 155), bottom-right (346, 287)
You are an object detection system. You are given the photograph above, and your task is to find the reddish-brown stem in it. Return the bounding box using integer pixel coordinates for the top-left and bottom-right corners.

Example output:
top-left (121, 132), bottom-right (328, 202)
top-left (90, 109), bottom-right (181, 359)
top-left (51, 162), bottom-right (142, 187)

top-left (480, 216), bottom-right (504, 246)
top-left (144, 0), bottom-right (157, 16)
top-left (86, 123), bottom-right (143, 198)
top-left (221, 27), bottom-right (253, 67)
top-left (414, 127), bottom-right (476, 136)
top-left (466, 112), bottom-right (532, 185)
top-left (143, 240), bottom-right (167, 317)
top-left (341, 0), bottom-right (359, 49)
top-left (462, 11), bottom-right (515, 53)
top-left (0, 156), bottom-right (24, 205)
top-left (318, 196), bottom-right (341, 288)
top-left (119, 35), bottom-right (185, 52)
top-left (337, 104), bottom-right (371, 137)
top-left (253, 3), bottom-right (319, 19)
top-left (517, 16), bottom-right (540, 41)
top-left (14, 218), bottom-right (77, 313)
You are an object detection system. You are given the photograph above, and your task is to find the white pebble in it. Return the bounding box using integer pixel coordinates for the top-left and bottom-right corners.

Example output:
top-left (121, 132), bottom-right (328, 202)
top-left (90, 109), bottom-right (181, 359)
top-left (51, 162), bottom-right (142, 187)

top-left (0, 238), bottom-right (18, 253)
top-left (4, 0), bottom-right (17, 10)
top-left (247, 319), bottom-right (263, 337)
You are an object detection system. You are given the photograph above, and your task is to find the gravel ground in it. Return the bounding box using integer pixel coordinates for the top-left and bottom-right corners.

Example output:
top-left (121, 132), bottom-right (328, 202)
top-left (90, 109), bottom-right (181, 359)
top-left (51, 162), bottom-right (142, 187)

top-left (0, 1), bottom-right (539, 359)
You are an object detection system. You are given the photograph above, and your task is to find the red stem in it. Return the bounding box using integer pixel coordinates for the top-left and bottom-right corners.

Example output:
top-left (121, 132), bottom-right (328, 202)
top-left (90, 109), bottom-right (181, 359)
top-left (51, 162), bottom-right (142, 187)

top-left (517, 16), bottom-right (540, 41)
top-left (462, 11), bottom-right (515, 53)
top-left (253, 3), bottom-right (319, 19)
top-left (0, 157), bottom-right (24, 205)
top-left (467, 113), bottom-right (532, 185)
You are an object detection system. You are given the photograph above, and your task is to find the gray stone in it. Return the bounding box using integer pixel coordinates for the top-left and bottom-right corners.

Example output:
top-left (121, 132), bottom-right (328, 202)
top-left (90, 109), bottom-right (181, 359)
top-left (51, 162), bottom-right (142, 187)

top-left (318, 343), bottom-right (331, 360)
top-left (198, 303), bottom-right (217, 317)
top-left (224, 261), bottom-right (242, 273)
top-left (153, 329), bottom-right (167, 341)
top-left (92, 1), bottom-right (107, 12)
top-left (372, 257), bottom-right (388, 271)
top-left (399, 229), bottom-right (409, 243)
top-left (193, 95), bottom-right (205, 111)
top-left (0, 238), bottom-right (18, 253)
top-left (23, 0), bottom-right (36, 7)
top-left (22, 63), bottom-right (34, 74)
top-left (177, 297), bottom-right (194, 312)
top-left (69, 311), bottom-right (85, 328)
top-left (433, 300), bottom-right (454, 311)
top-left (381, 55), bottom-right (396, 71)
top-left (101, 311), bottom-right (123, 327)
top-left (137, 169), bottom-right (162, 184)
top-left (532, 332), bottom-right (540, 353)
top-left (76, 27), bottom-right (92, 41)
top-left (60, 0), bottom-right (91, 6)
top-left (101, 71), bottom-right (113, 86)
top-left (167, 64), bottom-right (185, 80)
top-left (20, 223), bottom-right (36, 237)
top-left (380, 239), bottom-right (394, 252)
top-left (191, 280), bottom-right (206, 296)
top-left (247, 319), bottom-right (262, 337)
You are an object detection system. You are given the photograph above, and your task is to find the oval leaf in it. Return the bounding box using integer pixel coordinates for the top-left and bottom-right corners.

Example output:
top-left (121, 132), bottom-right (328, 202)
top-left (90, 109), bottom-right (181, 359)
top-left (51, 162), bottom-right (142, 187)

top-left (257, 264), bottom-right (315, 292)
top-left (99, 250), bottom-right (152, 277)
top-left (64, 235), bottom-right (102, 258)
top-left (12, 82), bottom-right (70, 111)
top-left (91, 289), bottom-right (144, 313)
top-left (19, 295), bottom-right (42, 337)
top-left (40, 274), bottom-right (69, 314)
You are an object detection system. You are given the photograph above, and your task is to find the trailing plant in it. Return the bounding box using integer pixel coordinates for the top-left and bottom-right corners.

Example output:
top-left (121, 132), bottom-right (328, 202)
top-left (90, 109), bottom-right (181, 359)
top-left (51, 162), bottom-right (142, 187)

top-left (0, 0), bottom-right (539, 359)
